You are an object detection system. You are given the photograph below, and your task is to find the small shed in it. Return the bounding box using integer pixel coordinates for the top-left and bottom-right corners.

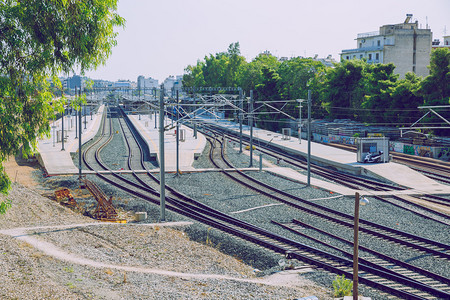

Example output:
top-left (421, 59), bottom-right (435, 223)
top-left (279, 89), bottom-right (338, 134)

top-left (357, 137), bottom-right (390, 163)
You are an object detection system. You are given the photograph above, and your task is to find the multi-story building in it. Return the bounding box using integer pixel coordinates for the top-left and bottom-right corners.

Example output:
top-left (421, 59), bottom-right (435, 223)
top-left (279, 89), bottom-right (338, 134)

top-left (432, 35), bottom-right (450, 50)
top-left (341, 14), bottom-right (432, 77)
top-left (137, 76), bottom-right (159, 90)
top-left (114, 79), bottom-right (132, 88)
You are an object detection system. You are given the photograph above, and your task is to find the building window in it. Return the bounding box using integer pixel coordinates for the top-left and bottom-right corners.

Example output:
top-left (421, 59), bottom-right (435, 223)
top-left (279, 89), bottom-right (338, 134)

top-left (368, 54), bottom-right (372, 60)
top-left (363, 143), bottom-right (377, 153)
top-left (377, 40), bottom-right (380, 46)
top-left (353, 55), bottom-right (356, 59)
top-left (346, 56), bottom-right (349, 60)
top-left (376, 53), bottom-right (379, 60)
top-left (360, 54), bottom-right (363, 59)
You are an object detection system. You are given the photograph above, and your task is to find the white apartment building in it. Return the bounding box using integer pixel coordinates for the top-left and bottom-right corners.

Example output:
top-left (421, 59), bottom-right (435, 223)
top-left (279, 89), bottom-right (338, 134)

top-left (341, 14), bottom-right (432, 77)
top-left (137, 76), bottom-right (159, 90)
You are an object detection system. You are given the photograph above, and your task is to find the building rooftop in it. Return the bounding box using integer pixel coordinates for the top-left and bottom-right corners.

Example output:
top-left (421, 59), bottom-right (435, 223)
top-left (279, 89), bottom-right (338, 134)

top-left (357, 31), bottom-right (380, 39)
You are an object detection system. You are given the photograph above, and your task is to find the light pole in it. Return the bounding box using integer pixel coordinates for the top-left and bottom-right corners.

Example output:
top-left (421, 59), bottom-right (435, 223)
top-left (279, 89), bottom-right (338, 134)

top-left (353, 192), bottom-right (369, 300)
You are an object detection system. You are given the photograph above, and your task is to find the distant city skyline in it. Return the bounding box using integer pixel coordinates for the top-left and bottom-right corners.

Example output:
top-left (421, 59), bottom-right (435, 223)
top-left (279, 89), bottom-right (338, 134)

top-left (83, 0), bottom-right (449, 83)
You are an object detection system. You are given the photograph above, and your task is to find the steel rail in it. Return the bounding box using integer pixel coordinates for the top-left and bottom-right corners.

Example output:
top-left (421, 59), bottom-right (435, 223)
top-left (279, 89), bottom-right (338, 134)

top-left (204, 124), bottom-right (450, 225)
top-left (82, 107), bottom-right (448, 299)
top-left (202, 132), bottom-right (450, 258)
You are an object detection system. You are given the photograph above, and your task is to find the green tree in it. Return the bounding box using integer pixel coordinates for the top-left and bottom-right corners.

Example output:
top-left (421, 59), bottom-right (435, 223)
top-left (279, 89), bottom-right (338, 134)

top-left (419, 48), bottom-right (450, 135)
top-left (239, 53), bottom-right (280, 93)
top-left (361, 63), bottom-right (398, 123)
top-left (421, 48), bottom-right (450, 105)
top-left (319, 59), bottom-right (366, 119)
top-left (182, 42), bottom-right (246, 89)
top-left (0, 0), bottom-right (124, 210)
top-left (388, 72), bottom-right (423, 125)
top-left (277, 57), bottom-right (325, 100)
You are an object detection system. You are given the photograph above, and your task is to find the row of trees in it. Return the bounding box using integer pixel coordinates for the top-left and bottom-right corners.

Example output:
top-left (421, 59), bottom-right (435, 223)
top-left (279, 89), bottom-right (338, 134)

top-left (182, 43), bottom-right (449, 131)
top-left (0, 1), bottom-right (124, 208)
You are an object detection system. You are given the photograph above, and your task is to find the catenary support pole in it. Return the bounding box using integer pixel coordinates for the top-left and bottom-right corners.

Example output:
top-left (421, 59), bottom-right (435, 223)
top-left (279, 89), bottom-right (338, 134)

top-left (159, 85), bottom-right (166, 222)
top-left (249, 90), bottom-right (254, 167)
top-left (307, 90), bottom-right (311, 186)
top-left (78, 88), bottom-right (82, 182)
top-left (299, 99), bottom-right (302, 144)
top-left (84, 102), bottom-right (87, 129)
top-left (176, 90), bottom-right (180, 176)
top-left (75, 86), bottom-right (78, 139)
top-left (353, 192), bottom-right (360, 300)
top-left (239, 88), bottom-right (243, 153)
top-left (61, 103), bottom-right (65, 151)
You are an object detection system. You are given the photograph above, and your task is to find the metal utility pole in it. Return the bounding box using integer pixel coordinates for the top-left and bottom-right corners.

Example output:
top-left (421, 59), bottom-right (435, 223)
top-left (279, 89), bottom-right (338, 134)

top-left (159, 85), bottom-right (166, 222)
top-left (307, 90), bottom-right (311, 186)
top-left (239, 89), bottom-right (243, 153)
top-left (78, 88), bottom-right (82, 181)
top-left (353, 192), bottom-right (360, 300)
top-left (176, 90), bottom-right (180, 176)
top-left (61, 103), bottom-right (65, 151)
top-left (75, 86), bottom-right (78, 139)
top-left (297, 99), bottom-right (303, 144)
top-left (249, 90), bottom-right (254, 167)
top-left (84, 102), bottom-right (87, 129)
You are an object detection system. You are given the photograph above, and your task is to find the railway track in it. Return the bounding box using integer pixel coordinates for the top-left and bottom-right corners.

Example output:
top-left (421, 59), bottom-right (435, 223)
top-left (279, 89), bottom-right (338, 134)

top-left (203, 124), bottom-right (450, 224)
top-left (80, 108), bottom-right (450, 299)
top-left (203, 132), bottom-right (450, 299)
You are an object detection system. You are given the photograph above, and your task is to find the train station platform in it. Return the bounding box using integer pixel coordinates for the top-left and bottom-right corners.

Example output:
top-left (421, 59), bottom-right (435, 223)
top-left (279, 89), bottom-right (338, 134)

top-left (37, 105), bottom-right (105, 176)
top-left (127, 114), bottom-right (207, 172)
top-left (201, 118), bottom-right (450, 196)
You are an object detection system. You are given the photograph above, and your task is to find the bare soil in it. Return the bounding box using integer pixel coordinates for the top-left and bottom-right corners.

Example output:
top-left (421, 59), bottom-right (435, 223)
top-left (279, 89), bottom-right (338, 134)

top-left (0, 155), bottom-right (331, 299)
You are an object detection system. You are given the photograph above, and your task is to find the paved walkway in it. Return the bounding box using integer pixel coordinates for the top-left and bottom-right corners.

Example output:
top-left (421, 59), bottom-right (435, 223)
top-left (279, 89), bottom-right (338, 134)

top-left (37, 105), bottom-right (105, 175)
top-left (203, 118), bottom-right (450, 195)
top-left (127, 114), bottom-right (206, 172)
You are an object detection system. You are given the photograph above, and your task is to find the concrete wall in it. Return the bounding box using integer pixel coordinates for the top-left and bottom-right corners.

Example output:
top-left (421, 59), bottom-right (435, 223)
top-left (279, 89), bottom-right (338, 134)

top-left (384, 27), bottom-right (431, 78)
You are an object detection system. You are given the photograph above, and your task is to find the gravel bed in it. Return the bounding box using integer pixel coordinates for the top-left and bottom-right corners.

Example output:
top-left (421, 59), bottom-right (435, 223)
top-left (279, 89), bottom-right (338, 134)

top-left (33, 117), bottom-right (450, 299)
top-left (1, 184), bottom-right (329, 299)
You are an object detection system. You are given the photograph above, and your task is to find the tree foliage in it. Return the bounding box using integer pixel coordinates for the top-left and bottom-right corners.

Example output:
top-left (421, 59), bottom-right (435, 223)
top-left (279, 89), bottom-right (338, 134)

top-left (421, 48), bottom-right (450, 106)
top-left (183, 43), bottom-right (449, 134)
top-left (0, 0), bottom-right (124, 205)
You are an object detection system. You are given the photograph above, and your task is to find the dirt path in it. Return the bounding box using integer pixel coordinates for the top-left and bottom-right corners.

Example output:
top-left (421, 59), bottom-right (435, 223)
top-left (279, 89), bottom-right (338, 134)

top-left (0, 222), bottom-right (313, 289)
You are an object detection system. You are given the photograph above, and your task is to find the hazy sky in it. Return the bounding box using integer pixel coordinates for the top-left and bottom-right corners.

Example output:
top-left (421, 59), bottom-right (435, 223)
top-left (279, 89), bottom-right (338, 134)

top-left (84, 0), bottom-right (449, 83)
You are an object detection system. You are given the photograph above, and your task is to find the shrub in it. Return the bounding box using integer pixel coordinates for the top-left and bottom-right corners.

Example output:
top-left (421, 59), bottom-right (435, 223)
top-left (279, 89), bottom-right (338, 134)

top-left (332, 274), bottom-right (353, 297)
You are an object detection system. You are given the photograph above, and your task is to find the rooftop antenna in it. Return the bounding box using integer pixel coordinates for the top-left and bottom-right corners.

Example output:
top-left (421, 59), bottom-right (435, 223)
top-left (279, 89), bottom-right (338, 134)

top-left (426, 16), bottom-right (428, 29)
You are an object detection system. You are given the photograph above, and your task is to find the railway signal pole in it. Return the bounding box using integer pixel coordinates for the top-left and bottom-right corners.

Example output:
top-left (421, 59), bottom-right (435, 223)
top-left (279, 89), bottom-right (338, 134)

top-left (159, 85), bottom-right (166, 222)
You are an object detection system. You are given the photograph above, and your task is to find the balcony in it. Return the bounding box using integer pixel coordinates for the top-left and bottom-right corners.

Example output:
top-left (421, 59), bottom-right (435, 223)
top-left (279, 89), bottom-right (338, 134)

top-left (357, 31), bottom-right (380, 39)
top-left (341, 46), bottom-right (383, 54)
